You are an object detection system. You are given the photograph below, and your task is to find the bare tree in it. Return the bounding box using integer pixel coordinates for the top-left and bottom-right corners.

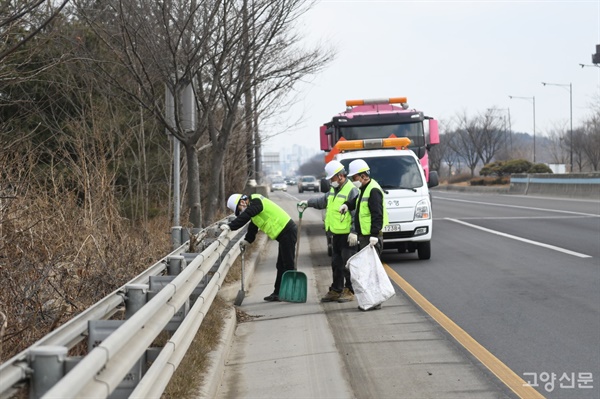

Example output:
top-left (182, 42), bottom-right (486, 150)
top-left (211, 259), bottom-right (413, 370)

top-left (580, 98), bottom-right (600, 171)
top-left (449, 112), bottom-right (482, 176)
top-left (581, 122), bottom-right (600, 171)
top-left (570, 128), bottom-right (588, 172)
top-left (440, 132), bottom-right (461, 177)
top-left (76, 0), bottom-right (331, 228)
top-left (0, 0), bottom-right (70, 62)
top-left (545, 121), bottom-right (570, 166)
top-left (478, 109), bottom-right (506, 165)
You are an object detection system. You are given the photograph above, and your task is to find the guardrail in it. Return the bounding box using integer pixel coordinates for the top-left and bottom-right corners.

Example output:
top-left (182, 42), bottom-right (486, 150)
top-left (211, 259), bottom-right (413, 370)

top-left (509, 173), bottom-right (600, 198)
top-left (0, 218), bottom-right (244, 399)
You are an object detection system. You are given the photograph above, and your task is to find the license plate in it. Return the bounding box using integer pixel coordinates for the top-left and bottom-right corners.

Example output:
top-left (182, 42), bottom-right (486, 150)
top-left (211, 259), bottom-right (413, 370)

top-left (384, 224), bottom-right (401, 232)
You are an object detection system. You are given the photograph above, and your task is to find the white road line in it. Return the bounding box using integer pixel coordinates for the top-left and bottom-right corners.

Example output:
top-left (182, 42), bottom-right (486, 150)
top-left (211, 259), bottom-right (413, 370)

top-left (445, 218), bottom-right (593, 258)
top-left (434, 196), bottom-right (600, 217)
top-left (434, 215), bottom-right (591, 221)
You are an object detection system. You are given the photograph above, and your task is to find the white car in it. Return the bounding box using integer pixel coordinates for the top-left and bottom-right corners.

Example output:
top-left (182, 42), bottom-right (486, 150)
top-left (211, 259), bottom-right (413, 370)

top-left (270, 179), bottom-right (287, 192)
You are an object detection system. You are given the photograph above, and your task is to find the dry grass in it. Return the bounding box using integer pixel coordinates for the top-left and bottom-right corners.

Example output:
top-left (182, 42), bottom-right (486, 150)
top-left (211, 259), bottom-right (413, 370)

top-left (162, 296), bottom-right (228, 399)
top-left (0, 189), bottom-right (171, 362)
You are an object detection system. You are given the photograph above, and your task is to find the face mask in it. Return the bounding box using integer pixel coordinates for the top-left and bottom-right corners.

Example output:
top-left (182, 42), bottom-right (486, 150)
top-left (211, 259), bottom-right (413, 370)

top-left (331, 181), bottom-right (339, 188)
top-left (352, 180), bottom-right (362, 188)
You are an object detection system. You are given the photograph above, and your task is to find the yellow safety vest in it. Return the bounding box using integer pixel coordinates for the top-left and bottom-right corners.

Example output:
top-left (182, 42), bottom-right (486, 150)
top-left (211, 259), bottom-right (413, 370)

top-left (325, 180), bottom-right (353, 234)
top-left (250, 194), bottom-right (291, 240)
top-left (357, 180), bottom-right (389, 236)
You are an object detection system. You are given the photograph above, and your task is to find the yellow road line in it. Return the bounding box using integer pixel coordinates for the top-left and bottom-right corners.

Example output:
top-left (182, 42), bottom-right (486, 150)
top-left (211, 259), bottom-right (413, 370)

top-left (384, 263), bottom-right (545, 399)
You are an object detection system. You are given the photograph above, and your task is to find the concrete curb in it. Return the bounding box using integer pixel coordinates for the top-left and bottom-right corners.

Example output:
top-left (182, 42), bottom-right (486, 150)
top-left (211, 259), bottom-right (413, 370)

top-left (196, 233), bottom-right (269, 398)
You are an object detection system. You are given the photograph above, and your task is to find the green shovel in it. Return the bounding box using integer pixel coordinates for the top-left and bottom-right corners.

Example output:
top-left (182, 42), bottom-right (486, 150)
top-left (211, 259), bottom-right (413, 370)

top-left (279, 203), bottom-right (308, 303)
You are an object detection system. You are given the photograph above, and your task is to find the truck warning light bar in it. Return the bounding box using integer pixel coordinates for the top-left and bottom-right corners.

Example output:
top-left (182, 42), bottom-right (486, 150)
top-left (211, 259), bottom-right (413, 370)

top-left (346, 97), bottom-right (408, 107)
top-left (335, 137), bottom-right (411, 151)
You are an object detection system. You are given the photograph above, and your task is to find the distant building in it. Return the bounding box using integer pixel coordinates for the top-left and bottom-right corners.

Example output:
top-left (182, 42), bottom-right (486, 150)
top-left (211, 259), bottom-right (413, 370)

top-left (280, 144), bottom-right (320, 177)
top-left (262, 152), bottom-right (280, 176)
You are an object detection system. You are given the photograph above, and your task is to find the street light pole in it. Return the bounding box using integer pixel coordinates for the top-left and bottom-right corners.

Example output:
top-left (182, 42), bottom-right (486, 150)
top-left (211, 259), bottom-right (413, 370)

top-left (542, 82), bottom-right (573, 172)
top-left (509, 95), bottom-right (536, 163)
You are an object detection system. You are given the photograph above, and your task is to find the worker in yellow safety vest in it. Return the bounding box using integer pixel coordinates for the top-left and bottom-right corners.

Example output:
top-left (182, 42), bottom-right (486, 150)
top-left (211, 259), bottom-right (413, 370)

top-left (298, 160), bottom-right (359, 303)
top-left (340, 158), bottom-right (388, 256)
top-left (221, 193), bottom-right (297, 302)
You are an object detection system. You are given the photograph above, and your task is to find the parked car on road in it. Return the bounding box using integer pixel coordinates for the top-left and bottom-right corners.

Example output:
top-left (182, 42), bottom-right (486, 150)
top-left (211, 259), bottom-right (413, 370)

top-left (298, 175), bottom-right (319, 193)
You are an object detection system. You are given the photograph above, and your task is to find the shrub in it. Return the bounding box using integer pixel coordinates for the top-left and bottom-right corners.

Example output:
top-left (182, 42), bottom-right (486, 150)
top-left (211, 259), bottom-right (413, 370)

top-left (528, 163), bottom-right (553, 173)
top-left (480, 161), bottom-right (506, 177)
top-left (502, 159), bottom-right (533, 174)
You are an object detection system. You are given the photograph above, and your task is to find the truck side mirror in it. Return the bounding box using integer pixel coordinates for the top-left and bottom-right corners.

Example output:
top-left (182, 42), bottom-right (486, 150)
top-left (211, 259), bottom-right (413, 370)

top-left (429, 119), bottom-right (440, 145)
top-left (428, 171), bottom-right (439, 189)
top-left (320, 125), bottom-right (334, 151)
top-left (320, 178), bottom-right (330, 193)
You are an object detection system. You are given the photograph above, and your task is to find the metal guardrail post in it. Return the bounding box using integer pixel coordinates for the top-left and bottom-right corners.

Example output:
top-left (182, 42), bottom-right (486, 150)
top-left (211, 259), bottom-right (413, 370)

top-left (166, 255), bottom-right (185, 275)
top-left (28, 346), bottom-right (67, 399)
top-left (124, 284), bottom-right (149, 320)
top-left (181, 228), bottom-right (190, 244)
top-left (171, 226), bottom-right (182, 249)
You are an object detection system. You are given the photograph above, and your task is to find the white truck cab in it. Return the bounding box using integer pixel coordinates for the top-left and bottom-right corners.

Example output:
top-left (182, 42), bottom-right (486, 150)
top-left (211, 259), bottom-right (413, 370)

top-left (324, 138), bottom-right (438, 260)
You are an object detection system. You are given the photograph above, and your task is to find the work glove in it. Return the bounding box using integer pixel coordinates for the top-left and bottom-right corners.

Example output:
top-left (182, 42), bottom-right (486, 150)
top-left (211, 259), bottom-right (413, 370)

top-left (369, 236), bottom-right (378, 247)
top-left (339, 204), bottom-right (348, 214)
top-left (220, 224), bottom-right (231, 232)
top-left (298, 200), bottom-right (308, 207)
top-left (347, 233), bottom-right (358, 246)
top-left (240, 239), bottom-right (251, 248)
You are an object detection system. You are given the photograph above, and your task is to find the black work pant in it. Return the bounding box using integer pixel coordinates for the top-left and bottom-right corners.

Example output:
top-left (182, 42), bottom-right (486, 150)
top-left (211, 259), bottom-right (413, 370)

top-left (273, 222), bottom-right (297, 295)
top-left (331, 233), bottom-right (357, 293)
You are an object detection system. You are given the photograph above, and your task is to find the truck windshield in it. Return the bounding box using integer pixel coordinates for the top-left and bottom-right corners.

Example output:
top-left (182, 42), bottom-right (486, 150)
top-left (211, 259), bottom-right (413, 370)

top-left (339, 122), bottom-right (425, 147)
top-left (341, 156), bottom-right (423, 189)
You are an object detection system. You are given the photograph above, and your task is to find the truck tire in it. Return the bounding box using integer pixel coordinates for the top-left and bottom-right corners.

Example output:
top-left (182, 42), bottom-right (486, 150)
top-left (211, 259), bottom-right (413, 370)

top-left (417, 242), bottom-right (431, 260)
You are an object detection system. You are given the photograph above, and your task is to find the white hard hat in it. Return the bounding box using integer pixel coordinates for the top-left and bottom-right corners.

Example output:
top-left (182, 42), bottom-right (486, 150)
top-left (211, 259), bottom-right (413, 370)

top-left (347, 159), bottom-right (370, 177)
top-left (324, 160), bottom-right (345, 180)
top-left (227, 194), bottom-right (242, 212)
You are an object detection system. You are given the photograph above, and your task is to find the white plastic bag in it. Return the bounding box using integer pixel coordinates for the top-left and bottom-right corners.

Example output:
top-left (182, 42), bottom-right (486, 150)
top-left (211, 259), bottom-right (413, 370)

top-left (346, 246), bottom-right (395, 310)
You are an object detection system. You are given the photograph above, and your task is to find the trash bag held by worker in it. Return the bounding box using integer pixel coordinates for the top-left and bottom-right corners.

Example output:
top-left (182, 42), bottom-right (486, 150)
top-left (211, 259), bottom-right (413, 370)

top-left (346, 246), bottom-right (395, 310)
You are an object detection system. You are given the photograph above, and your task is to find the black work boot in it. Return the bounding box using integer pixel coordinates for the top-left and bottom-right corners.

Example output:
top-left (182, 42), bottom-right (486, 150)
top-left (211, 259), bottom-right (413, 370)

top-left (263, 293), bottom-right (280, 302)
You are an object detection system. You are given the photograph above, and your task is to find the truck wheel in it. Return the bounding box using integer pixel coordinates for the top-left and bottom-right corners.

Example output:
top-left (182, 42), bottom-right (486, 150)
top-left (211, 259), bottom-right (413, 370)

top-left (417, 242), bottom-right (431, 260)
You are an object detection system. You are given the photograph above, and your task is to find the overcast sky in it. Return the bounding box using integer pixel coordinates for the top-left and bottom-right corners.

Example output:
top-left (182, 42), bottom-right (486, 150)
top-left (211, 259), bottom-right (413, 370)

top-left (263, 0), bottom-right (600, 155)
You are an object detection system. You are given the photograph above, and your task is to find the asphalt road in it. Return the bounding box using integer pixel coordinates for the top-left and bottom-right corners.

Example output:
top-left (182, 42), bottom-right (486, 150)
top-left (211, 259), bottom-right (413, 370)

top-left (280, 186), bottom-right (600, 399)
